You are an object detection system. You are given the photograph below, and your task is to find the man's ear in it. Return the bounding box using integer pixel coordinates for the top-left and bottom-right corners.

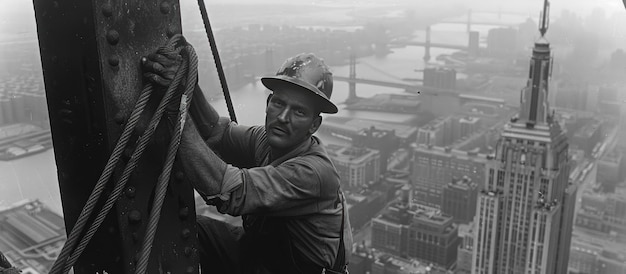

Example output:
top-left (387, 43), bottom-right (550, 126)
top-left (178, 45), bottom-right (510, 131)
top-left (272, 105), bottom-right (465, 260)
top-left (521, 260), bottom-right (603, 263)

top-left (309, 115), bottom-right (322, 135)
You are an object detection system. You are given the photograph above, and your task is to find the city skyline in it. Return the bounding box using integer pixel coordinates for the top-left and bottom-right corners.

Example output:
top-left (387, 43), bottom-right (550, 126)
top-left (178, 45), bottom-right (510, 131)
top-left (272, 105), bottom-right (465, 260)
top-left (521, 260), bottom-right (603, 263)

top-left (1, 0), bottom-right (626, 273)
top-left (472, 8), bottom-right (577, 271)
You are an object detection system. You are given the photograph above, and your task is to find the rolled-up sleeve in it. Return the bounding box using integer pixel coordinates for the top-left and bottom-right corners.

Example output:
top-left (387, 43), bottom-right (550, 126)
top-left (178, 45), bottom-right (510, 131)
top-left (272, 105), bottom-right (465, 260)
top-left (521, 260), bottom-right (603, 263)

top-left (212, 157), bottom-right (330, 217)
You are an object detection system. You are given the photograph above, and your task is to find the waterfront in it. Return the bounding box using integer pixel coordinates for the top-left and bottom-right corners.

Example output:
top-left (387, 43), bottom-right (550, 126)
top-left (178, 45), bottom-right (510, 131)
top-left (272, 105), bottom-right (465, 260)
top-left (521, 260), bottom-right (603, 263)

top-left (0, 46), bottom-right (460, 218)
top-left (0, 148), bottom-right (61, 214)
top-left (0, 10), bottom-right (524, 218)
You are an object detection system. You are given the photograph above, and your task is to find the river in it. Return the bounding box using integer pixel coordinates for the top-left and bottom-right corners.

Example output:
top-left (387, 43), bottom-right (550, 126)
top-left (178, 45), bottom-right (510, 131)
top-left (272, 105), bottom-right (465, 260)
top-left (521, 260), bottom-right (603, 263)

top-left (0, 12), bottom-right (527, 217)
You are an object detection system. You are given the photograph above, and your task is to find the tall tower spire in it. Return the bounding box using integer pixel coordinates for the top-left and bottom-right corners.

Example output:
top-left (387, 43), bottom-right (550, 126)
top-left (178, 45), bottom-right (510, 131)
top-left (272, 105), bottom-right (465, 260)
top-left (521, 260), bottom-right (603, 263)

top-left (519, 0), bottom-right (552, 127)
top-left (472, 1), bottom-right (577, 273)
top-left (539, 0), bottom-right (550, 37)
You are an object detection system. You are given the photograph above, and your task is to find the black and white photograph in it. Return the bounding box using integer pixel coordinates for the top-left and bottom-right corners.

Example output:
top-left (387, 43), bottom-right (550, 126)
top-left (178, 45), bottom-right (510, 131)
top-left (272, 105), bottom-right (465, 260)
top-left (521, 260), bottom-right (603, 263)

top-left (1, 0), bottom-right (625, 273)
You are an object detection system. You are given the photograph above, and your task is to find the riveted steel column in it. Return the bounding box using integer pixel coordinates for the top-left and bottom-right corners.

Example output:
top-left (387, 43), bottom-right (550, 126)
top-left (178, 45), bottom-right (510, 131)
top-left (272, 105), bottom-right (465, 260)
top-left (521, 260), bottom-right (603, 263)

top-left (33, 1), bottom-right (198, 273)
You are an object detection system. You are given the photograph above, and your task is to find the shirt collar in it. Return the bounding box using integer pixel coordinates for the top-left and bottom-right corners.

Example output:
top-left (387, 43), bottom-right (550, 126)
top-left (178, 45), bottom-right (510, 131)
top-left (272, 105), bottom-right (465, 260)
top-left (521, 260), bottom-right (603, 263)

top-left (269, 136), bottom-right (315, 167)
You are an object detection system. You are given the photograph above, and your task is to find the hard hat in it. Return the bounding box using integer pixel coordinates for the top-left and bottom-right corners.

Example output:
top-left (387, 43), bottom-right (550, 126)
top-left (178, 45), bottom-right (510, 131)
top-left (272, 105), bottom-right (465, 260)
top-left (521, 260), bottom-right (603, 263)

top-left (261, 53), bottom-right (338, 114)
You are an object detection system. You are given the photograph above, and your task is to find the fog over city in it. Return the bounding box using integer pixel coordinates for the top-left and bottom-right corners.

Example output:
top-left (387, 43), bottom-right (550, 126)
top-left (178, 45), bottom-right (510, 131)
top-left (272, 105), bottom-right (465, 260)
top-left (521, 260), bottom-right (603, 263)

top-left (1, 0), bottom-right (625, 273)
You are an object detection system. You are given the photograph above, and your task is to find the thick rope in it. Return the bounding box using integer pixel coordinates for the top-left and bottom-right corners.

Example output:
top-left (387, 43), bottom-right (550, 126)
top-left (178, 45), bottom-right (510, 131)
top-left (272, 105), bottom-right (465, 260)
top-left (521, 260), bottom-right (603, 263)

top-left (135, 44), bottom-right (198, 274)
top-left (49, 84), bottom-right (155, 274)
top-left (50, 35), bottom-right (188, 274)
top-left (197, 0), bottom-right (237, 123)
top-left (63, 57), bottom-right (189, 274)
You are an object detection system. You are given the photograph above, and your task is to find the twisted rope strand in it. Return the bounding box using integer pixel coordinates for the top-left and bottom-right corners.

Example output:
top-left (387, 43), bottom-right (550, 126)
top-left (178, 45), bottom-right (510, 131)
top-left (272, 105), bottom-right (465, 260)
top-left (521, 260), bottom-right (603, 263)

top-left (63, 57), bottom-right (189, 274)
top-left (135, 44), bottom-right (198, 274)
top-left (49, 82), bottom-right (154, 274)
top-left (50, 34), bottom-right (186, 274)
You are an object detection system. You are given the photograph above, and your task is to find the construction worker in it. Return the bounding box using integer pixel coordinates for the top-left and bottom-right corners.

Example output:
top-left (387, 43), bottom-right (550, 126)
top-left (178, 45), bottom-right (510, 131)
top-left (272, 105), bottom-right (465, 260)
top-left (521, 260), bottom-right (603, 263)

top-left (142, 50), bottom-right (352, 273)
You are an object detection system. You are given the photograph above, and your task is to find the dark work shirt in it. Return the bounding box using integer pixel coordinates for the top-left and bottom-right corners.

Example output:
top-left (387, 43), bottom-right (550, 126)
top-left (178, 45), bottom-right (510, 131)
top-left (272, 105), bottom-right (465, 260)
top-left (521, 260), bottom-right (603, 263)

top-left (200, 119), bottom-right (353, 268)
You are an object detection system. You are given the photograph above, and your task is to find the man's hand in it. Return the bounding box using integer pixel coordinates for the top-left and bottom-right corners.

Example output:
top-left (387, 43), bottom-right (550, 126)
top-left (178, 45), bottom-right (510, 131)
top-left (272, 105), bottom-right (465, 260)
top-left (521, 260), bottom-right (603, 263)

top-left (141, 52), bottom-right (182, 87)
top-left (141, 48), bottom-right (187, 117)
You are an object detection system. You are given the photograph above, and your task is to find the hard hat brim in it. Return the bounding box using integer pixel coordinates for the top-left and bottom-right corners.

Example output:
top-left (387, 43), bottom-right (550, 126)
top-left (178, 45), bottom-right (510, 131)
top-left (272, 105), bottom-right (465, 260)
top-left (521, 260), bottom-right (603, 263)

top-left (261, 75), bottom-right (338, 114)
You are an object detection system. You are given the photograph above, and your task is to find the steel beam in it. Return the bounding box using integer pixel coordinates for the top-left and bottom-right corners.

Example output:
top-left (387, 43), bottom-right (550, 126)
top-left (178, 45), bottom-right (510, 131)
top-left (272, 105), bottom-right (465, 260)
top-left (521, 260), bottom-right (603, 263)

top-left (33, 0), bottom-right (198, 273)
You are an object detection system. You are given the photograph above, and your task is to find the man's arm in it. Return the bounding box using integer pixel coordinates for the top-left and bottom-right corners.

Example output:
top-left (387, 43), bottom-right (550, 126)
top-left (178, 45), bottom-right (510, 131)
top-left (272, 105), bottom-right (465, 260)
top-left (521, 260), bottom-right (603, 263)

top-left (179, 118), bottom-right (336, 217)
top-left (188, 85), bottom-right (221, 142)
top-left (218, 155), bottom-right (343, 217)
top-left (141, 48), bottom-right (240, 197)
top-left (178, 115), bottom-right (227, 197)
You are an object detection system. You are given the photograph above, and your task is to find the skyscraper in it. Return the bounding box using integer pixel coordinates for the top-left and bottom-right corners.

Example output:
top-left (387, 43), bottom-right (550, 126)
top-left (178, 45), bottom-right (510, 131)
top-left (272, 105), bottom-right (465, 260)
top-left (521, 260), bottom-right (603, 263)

top-left (472, 1), bottom-right (577, 273)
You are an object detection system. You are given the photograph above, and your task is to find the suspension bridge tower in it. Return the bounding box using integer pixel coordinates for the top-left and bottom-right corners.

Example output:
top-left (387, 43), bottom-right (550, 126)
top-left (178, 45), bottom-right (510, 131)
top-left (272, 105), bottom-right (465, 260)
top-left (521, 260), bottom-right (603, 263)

top-left (347, 51), bottom-right (358, 103)
top-left (423, 26), bottom-right (431, 63)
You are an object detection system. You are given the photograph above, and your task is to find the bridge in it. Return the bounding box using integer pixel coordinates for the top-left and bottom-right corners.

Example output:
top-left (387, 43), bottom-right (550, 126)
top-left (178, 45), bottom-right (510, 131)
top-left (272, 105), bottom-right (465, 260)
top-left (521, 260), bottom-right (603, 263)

top-left (333, 76), bottom-right (419, 92)
top-left (390, 9), bottom-right (530, 62)
top-left (329, 9), bottom-right (526, 112)
top-left (440, 20), bottom-right (518, 27)
top-left (401, 41), bottom-right (467, 51)
top-left (333, 76), bottom-right (460, 97)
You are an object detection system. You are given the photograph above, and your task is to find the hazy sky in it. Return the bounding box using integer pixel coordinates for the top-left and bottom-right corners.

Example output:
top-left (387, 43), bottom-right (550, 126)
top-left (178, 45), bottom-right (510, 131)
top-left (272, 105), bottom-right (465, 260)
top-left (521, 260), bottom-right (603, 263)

top-left (2, 0), bottom-right (625, 20)
top-left (1, 0), bottom-right (625, 41)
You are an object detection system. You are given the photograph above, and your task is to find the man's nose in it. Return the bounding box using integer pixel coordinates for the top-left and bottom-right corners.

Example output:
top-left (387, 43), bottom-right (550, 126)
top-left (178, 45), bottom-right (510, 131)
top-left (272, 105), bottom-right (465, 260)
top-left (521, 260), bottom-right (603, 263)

top-left (277, 107), bottom-right (290, 123)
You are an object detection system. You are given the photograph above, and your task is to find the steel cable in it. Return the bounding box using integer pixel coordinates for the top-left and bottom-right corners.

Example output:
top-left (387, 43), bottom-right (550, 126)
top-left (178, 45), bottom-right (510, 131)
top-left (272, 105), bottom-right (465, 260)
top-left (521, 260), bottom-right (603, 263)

top-left (134, 43), bottom-right (198, 274)
top-left (198, 0), bottom-right (237, 123)
top-left (49, 82), bottom-right (155, 274)
top-left (50, 34), bottom-right (188, 274)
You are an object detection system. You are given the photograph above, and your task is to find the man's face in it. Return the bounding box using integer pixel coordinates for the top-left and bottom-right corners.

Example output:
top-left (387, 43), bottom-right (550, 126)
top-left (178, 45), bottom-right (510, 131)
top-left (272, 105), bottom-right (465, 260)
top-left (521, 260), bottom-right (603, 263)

top-left (265, 88), bottom-right (322, 153)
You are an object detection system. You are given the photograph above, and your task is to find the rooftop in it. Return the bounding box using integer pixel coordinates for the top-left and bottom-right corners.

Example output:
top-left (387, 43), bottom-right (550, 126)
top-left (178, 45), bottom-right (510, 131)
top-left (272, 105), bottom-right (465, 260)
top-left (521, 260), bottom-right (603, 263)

top-left (323, 116), bottom-right (417, 140)
top-left (446, 177), bottom-right (478, 190)
top-left (459, 116), bottom-right (480, 124)
top-left (326, 144), bottom-right (379, 163)
top-left (413, 144), bottom-right (489, 161)
top-left (574, 121), bottom-right (602, 139)
top-left (0, 199), bottom-right (65, 273)
top-left (346, 94), bottom-right (421, 112)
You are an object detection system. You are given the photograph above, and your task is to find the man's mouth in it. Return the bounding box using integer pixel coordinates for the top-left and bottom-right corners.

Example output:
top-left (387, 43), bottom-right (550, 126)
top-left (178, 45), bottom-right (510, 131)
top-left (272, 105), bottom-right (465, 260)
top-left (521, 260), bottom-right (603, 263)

top-left (271, 126), bottom-right (288, 135)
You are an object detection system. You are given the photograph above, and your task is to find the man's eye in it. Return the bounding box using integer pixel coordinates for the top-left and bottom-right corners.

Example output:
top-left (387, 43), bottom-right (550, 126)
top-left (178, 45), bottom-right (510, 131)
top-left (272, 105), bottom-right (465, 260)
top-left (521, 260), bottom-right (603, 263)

top-left (271, 100), bottom-right (284, 107)
top-left (295, 109), bottom-right (306, 116)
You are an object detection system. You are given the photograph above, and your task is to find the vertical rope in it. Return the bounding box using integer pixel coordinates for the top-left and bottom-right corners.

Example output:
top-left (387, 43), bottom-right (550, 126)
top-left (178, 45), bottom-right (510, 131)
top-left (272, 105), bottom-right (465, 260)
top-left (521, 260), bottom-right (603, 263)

top-left (134, 44), bottom-right (198, 274)
top-left (50, 35), bottom-right (187, 274)
top-left (197, 0), bottom-right (237, 123)
top-left (49, 83), bottom-right (154, 274)
top-left (63, 57), bottom-right (189, 274)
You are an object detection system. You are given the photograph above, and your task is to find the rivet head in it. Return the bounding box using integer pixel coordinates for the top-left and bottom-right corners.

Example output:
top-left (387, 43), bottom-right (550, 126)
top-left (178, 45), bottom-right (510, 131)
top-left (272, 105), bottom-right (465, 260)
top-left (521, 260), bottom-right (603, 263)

top-left (160, 2), bottom-right (171, 14)
top-left (59, 108), bottom-right (73, 117)
top-left (102, 3), bottom-right (113, 17)
top-left (166, 25), bottom-right (178, 38)
top-left (179, 207), bottom-right (189, 220)
top-left (186, 266), bottom-right (195, 273)
top-left (132, 232), bottom-right (139, 242)
top-left (106, 29), bottom-right (120, 45)
top-left (108, 56), bottom-right (119, 67)
top-left (126, 186), bottom-right (136, 198)
top-left (128, 210), bottom-right (142, 224)
top-left (184, 247), bottom-right (192, 257)
top-left (181, 228), bottom-right (191, 239)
